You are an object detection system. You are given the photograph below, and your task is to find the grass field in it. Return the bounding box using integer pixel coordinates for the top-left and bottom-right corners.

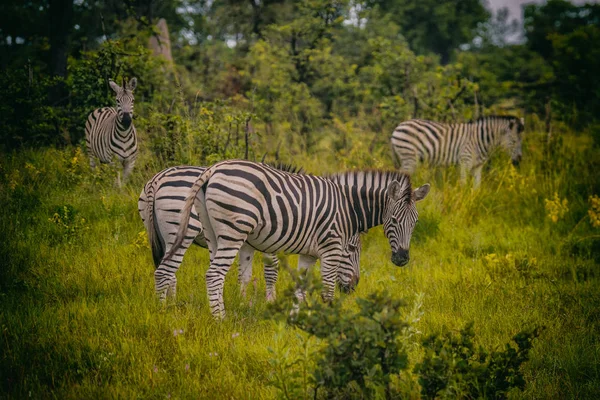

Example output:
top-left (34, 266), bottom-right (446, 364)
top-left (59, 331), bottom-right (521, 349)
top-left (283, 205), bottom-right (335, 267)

top-left (1, 126), bottom-right (599, 398)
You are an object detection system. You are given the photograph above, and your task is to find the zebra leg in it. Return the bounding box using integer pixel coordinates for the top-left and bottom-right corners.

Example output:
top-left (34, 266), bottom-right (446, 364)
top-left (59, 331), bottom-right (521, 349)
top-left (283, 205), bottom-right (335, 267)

top-left (238, 243), bottom-right (255, 299)
top-left (472, 165), bottom-right (483, 189)
top-left (294, 255), bottom-right (317, 303)
top-left (155, 243), bottom-right (189, 301)
top-left (263, 253), bottom-right (279, 302)
top-left (459, 160), bottom-right (469, 185)
top-left (206, 245), bottom-right (241, 319)
top-left (319, 255), bottom-right (339, 303)
top-left (122, 158), bottom-right (136, 184)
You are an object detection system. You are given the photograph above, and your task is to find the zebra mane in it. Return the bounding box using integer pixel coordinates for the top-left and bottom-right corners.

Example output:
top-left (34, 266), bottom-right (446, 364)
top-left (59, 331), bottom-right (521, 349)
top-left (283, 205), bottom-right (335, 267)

top-left (327, 169), bottom-right (413, 199)
top-left (469, 115), bottom-right (521, 124)
top-left (263, 161), bottom-right (305, 175)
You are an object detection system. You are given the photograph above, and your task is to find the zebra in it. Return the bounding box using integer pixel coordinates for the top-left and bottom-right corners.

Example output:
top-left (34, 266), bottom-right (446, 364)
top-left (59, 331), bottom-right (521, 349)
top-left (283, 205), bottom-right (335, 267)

top-left (166, 160), bottom-right (430, 318)
top-left (390, 115), bottom-right (525, 187)
top-left (85, 77), bottom-right (138, 186)
top-left (139, 165), bottom-right (362, 303)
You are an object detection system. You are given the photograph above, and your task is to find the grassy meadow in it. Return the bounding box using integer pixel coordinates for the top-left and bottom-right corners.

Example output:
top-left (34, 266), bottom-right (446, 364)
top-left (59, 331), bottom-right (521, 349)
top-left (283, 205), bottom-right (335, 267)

top-left (1, 122), bottom-right (599, 399)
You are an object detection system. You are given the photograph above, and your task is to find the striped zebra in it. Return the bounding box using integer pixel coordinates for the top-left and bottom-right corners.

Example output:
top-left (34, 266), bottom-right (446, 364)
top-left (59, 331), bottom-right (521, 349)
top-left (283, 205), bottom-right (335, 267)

top-left (85, 78), bottom-right (138, 186)
top-left (167, 160), bottom-right (430, 318)
top-left (391, 115), bottom-right (524, 187)
top-left (139, 165), bottom-right (362, 303)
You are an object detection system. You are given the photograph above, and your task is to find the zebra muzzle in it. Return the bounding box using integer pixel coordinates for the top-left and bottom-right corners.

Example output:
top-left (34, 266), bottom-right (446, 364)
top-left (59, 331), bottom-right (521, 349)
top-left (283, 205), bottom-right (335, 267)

top-left (391, 249), bottom-right (409, 266)
top-left (121, 113), bottom-right (132, 126)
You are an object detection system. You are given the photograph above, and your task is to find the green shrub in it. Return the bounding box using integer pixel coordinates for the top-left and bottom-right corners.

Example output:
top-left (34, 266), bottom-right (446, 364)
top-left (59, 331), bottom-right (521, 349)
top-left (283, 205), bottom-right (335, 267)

top-left (0, 66), bottom-right (65, 149)
top-left (414, 322), bottom-right (543, 399)
top-left (267, 272), bottom-right (411, 399)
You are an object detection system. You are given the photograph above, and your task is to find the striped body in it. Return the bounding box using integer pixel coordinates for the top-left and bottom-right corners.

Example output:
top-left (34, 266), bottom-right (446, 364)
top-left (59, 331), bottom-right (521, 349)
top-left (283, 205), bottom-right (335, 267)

top-left (168, 160), bottom-right (429, 318)
top-left (139, 165), bottom-right (362, 302)
top-left (391, 116), bottom-right (524, 187)
top-left (85, 78), bottom-right (138, 185)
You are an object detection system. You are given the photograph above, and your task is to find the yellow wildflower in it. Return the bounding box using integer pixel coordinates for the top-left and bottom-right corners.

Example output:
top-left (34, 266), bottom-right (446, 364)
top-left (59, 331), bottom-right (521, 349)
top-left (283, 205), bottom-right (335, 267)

top-left (544, 193), bottom-right (568, 223)
top-left (589, 195), bottom-right (600, 228)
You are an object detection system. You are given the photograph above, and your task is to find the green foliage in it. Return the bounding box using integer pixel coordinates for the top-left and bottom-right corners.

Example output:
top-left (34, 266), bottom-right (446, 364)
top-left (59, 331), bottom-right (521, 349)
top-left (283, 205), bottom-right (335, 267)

top-left (415, 323), bottom-right (542, 399)
top-left (267, 271), bottom-right (411, 398)
top-left (47, 204), bottom-right (90, 244)
top-left (360, 0), bottom-right (489, 63)
top-left (524, 0), bottom-right (600, 127)
top-left (142, 97), bottom-right (257, 166)
top-left (0, 66), bottom-right (65, 148)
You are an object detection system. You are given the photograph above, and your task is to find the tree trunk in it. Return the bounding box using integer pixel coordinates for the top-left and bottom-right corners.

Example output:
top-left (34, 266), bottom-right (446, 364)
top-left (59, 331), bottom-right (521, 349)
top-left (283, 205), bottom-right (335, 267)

top-left (48, 0), bottom-right (73, 105)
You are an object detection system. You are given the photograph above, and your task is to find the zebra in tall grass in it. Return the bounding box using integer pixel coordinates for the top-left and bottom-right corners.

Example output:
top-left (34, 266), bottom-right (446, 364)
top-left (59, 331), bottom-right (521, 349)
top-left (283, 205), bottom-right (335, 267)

top-left (85, 78), bottom-right (138, 186)
top-left (139, 165), bottom-right (362, 302)
top-left (167, 160), bottom-right (430, 318)
top-left (391, 115), bottom-right (525, 187)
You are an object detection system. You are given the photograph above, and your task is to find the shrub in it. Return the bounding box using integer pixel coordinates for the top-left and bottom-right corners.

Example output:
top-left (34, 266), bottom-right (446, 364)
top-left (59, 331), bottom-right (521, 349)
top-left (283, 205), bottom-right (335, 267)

top-left (267, 272), bottom-right (411, 399)
top-left (414, 322), bottom-right (543, 399)
top-left (0, 66), bottom-right (65, 149)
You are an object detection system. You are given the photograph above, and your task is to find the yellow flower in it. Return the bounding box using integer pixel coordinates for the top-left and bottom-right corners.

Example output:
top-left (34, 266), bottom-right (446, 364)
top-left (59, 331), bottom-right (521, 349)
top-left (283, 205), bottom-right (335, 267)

top-left (544, 193), bottom-right (568, 223)
top-left (589, 195), bottom-right (600, 228)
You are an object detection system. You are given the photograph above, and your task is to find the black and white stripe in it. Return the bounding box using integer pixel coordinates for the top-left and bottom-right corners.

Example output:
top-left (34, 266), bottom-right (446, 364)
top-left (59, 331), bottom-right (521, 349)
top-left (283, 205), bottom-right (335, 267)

top-left (139, 165), bottom-right (362, 302)
top-left (85, 78), bottom-right (138, 185)
top-left (391, 116), bottom-right (524, 187)
top-left (167, 160), bottom-right (430, 318)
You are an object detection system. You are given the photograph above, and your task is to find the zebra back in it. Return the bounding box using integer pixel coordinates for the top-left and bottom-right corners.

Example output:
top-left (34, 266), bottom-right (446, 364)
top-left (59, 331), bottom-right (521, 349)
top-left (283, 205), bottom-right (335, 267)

top-left (391, 115), bottom-right (524, 173)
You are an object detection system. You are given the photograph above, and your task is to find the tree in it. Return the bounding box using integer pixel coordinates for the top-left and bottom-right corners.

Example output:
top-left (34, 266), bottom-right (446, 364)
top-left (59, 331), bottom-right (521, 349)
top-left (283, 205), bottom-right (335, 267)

top-left (359, 0), bottom-right (489, 63)
top-left (524, 0), bottom-right (600, 126)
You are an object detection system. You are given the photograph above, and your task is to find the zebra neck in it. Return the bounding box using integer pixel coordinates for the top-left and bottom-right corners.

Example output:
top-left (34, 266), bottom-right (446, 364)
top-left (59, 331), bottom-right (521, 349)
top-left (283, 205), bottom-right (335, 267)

top-left (343, 183), bottom-right (385, 233)
top-left (467, 119), bottom-right (503, 159)
top-left (116, 118), bottom-right (133, 131)
top-left (115, 119), bottom-right (134, 137)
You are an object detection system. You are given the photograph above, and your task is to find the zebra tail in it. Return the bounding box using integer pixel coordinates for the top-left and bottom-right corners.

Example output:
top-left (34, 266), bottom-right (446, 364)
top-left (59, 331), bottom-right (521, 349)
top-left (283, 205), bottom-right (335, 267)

top-left (148, 188), bottom-right (166, 269)
top-left (164, 166), bottom-right (215, 261)
top-left (139, 184), bottom-right (165, 268)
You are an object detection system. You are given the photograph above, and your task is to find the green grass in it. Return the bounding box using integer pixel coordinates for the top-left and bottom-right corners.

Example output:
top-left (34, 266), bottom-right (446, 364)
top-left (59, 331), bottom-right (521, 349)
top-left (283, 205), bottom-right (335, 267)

top-left (1, 128), bottom-right (599, 398)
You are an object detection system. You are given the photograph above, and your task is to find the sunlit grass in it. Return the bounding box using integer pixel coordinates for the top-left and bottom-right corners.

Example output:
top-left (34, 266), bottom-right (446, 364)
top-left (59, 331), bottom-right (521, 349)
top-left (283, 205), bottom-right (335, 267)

top-left (1, 128), bottom-right (599, 398)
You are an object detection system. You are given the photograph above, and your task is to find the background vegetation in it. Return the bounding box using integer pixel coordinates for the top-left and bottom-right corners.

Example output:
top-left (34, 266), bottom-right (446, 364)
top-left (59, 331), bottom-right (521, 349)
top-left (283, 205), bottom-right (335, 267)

top-left (1, 0), bottom-right (599, 398)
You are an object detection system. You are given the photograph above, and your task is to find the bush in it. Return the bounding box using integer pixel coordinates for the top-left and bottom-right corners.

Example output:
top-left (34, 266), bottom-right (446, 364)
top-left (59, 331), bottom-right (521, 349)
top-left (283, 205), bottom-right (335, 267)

top-left (0, 66), bottom-right (65, 149)
top-left (267, 272), bottom-right (411, 399)
top-left (414, 322), bottom-right (543, 399)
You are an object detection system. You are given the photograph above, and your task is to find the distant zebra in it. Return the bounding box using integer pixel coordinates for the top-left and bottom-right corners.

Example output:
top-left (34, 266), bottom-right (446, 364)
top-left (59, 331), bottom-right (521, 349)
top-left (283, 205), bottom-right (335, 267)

top-left (391, 116), bottom-right (524, 187)
top-left (139, 165), bottom-right (362, 302)
top-left (167, 160), bottom-right (430, 318)
top-left (85, 78), bottom-right (138, 186)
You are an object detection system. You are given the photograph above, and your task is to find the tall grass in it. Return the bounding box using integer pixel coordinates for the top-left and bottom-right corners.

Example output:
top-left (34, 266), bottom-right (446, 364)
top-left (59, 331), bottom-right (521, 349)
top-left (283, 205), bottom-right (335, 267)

top-left (1, 123), bottom-right (599, 398)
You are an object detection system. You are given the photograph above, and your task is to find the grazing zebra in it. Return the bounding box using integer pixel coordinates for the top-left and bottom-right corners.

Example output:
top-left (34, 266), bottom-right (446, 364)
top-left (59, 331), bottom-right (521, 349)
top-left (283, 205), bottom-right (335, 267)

top-left (167, 160), bottom-right (430, 318)
top-left (391, 115), bottom-right (524, 187)
top-left (139, 165), bottom-right (362, 302)
top-left (85, 78), bottom-right (138, 186)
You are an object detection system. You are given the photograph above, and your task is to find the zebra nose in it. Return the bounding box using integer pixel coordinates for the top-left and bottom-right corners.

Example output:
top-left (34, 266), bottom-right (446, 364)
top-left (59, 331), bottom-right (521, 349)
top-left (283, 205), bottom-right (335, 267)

top-left (512, 155), bottom-right (522, 167)
top-left (391, 249), bottom-right (409, 266)
top-left (122, 113), bottom-right (132, 125)
top-left (340, 274), bottom-right (358, 293)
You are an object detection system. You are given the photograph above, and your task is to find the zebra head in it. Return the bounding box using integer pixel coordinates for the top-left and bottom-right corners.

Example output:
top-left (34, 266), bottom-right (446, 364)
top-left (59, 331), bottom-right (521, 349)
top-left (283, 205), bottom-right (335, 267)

top-left (384, 178), bottom-right (430, 267)
top-left (109, 77), bottom-right (137, 128)
top-left (338, 234), bottom-right (362, 293)
top-left (502, 117), bottom-right (524, 167)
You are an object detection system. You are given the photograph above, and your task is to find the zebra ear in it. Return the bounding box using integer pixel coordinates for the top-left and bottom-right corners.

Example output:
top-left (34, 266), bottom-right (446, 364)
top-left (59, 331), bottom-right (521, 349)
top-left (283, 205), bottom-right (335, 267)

top-left (109, 80), bottom-right (121, 93)
top-left (413, 183), bottom-right (430, 202)
top-left (127, 77), bottom-right (137, 91)
top-left (388, 180), bottom-right (409, 201)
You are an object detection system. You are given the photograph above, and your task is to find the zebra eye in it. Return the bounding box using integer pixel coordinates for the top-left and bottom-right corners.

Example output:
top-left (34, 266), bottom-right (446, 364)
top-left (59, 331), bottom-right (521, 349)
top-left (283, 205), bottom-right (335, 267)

top-left (391, 216), bottom-right (399, 224)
